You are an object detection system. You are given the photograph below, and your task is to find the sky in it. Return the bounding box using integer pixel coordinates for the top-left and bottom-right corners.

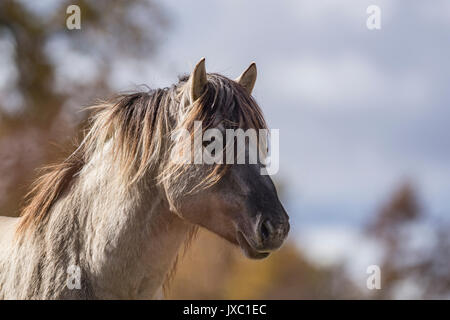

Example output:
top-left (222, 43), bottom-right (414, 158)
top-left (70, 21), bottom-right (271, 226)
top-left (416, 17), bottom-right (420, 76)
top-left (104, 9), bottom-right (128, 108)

top-left (106, 0), bottom-right (450, 233)
top-left (4, 0), bottom-right (450, 268)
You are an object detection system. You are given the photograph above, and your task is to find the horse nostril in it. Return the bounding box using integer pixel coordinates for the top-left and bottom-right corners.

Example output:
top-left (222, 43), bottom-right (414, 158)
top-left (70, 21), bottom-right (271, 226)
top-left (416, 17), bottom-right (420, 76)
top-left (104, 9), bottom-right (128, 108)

top-left (260, 220), bottom-right (274, 241)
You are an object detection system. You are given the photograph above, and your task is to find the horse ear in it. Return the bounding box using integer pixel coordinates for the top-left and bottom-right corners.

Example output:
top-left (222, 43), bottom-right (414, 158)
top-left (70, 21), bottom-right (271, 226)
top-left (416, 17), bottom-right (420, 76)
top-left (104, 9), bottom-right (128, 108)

top-left (235, 62), bottom-right (257, 95)
top-left (189, 57), bottom-right (207, 102)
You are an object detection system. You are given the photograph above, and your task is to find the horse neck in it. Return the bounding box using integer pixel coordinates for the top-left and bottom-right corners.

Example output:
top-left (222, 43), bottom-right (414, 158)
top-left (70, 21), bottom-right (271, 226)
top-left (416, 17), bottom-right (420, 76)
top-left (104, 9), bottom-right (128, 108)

top-left (44, 142), bottom-right (190, 298)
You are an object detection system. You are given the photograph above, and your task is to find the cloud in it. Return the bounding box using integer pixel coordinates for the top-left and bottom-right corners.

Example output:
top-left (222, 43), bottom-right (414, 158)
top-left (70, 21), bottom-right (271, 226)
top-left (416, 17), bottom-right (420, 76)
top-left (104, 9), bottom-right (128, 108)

top-left (415, 0), bottom-right (450, 26)
top-left (267, 53), bottom-right (430, 111)
top-left (296, 225), bottom-right (383, 274)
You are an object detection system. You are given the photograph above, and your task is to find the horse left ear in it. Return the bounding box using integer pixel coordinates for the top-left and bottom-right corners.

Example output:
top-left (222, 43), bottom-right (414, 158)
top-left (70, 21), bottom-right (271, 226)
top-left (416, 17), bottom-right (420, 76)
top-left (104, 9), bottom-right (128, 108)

top-left (235, 62), bottom-right (257, 95)
top-left (189, 57), bottom-right (208, 103)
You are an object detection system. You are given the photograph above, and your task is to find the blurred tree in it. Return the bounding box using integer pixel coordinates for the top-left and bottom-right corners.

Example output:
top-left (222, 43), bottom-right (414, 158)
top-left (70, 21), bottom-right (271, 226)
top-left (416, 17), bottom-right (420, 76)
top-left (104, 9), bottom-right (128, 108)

top-left (367, 182), bottom-right (450, 299)
top-left (0, 0), bottom-right (167, 216)
top-left (368, 183), bottom-right (421, 237)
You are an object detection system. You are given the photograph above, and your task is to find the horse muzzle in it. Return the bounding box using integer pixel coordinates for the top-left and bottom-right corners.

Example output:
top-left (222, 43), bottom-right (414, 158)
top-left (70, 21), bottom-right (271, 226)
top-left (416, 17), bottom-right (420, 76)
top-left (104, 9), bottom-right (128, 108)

top-left (236, 213), bottom-right (290, 259)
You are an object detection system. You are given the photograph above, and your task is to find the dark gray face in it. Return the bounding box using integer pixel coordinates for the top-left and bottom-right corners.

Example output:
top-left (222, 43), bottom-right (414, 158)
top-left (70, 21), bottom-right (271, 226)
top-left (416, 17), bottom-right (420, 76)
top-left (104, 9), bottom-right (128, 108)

top-left (219, 164), bottom-right (290, 258)
top-left (178, 163), bottom-right (290, 259)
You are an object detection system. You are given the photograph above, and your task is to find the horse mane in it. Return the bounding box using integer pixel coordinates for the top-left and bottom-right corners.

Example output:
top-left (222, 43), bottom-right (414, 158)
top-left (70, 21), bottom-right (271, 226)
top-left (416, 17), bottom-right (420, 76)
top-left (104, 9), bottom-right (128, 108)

top-left (16, 73), bottom-right (267, 234)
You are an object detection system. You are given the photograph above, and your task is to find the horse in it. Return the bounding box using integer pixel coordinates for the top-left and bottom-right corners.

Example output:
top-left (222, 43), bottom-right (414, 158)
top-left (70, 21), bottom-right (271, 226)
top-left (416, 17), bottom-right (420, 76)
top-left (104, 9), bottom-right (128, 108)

top-left (0, 58), bottom-right (290, 299)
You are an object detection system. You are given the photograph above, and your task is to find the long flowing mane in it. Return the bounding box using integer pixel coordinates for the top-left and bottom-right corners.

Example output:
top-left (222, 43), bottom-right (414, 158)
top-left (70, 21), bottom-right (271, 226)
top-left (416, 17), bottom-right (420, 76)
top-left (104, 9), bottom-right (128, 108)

top-left (17, 73), bottom-right (267, 233)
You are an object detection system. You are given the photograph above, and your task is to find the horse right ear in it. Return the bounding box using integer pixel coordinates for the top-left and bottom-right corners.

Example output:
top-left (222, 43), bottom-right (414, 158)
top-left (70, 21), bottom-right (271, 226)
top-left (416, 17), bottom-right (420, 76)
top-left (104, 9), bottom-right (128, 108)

top-left (235, 62), bottom-right (257, 95)
top-left (189, 57), bottom-right (208, 103)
